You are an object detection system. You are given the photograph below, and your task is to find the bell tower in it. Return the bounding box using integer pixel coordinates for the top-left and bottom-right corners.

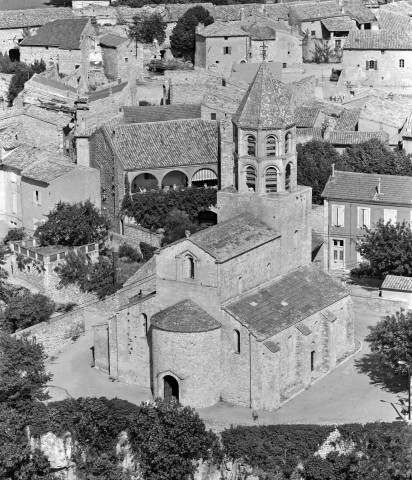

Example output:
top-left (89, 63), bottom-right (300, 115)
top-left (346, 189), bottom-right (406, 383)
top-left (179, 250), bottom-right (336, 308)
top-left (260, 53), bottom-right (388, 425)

top-left (232, 63), bottom-right (297, 195)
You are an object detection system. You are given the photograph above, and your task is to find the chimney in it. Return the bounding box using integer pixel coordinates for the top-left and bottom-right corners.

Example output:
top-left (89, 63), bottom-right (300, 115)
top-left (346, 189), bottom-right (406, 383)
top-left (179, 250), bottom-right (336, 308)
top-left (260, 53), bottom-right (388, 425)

top-left (331, 163), bottom-right (335, 177)
top-left (185, 230), bottom-right (191, 238)
top-left (377, 177), bottom-right (381, 194)
top-left (240, 7), bottom-right (245, 21)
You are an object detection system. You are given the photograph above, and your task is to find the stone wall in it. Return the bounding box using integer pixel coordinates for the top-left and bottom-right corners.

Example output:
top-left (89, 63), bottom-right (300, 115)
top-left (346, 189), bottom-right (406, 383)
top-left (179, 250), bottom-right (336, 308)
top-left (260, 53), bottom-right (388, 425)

top-left (20, 46), bottom-right (60, 69)
top-left (124, 222), bottom-right (163, 249)
top-left (59, 49), bottom-right (83, 76)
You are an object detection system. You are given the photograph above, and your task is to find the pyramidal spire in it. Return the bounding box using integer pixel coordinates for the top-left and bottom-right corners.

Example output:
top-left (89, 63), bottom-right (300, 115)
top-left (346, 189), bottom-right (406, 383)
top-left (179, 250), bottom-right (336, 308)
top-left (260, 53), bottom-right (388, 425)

top-left (234, 63), bottom-right (295, 129)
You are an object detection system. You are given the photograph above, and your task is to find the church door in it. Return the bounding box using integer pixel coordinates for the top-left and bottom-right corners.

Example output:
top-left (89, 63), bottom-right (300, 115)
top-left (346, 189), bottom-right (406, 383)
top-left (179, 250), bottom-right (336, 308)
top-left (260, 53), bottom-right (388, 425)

top-left (164, 375), bottom-right (179, 402)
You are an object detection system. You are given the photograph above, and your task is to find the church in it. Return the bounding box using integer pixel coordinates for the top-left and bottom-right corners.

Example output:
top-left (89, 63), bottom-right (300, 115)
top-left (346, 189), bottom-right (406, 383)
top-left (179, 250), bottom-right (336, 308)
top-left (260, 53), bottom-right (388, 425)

top-left (93, 63), bottom-right (354, 410)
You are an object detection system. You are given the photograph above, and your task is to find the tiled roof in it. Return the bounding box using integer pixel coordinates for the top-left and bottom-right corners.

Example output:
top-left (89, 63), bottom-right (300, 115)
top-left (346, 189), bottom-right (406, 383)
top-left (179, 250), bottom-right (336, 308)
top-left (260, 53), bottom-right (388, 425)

top-left (123, 104), bottom-right (201, 124)
top-left (295, 106), bottom-right (321, 128)
top-left (211, 3), bottom-right (289, 22)
top-left (123, 256), bottom-right (156, 287)
top-left (329, 130), bottom-right (389, 145)
top-left (335, 108), bottom-right (360, 130)
top-left (290, 1), bottom-right (343, 21)
top-left (151, 299), bottom-right (221, 332)
top-left (198, 21), bottom-right (248, 37)
top-left (377, 10), bottom-right (412, 32)
top-left (0, 8), bottom-right (75, 29)
top-left (87, 82), bottom-right (128, 102)
top-left (20, 18), bottom-right (89, 50)
top-left (235, 63), bottom-right (295, 129)
top-left (29, 74), bottom-right (77, 94)
top-left (296, 127), bottom-right (322, 139)
top-left (344, 30), bottom-right (412, 50)
top-left (188, 213), bottom-right (280, 263)
top-left (381, 275), bottom-right (412, 292)
top-left (344, 0), bottom-right (376, 23)
top-left (99, 33), bottom-right (128, 48)
top-left (0, 104), bottom-right (71, 128)
top-left (321, 16), bottom-right (357, 31)
top-left (359, 95), bottom-right (412, 129)
top-left (109, 119), bottom-right (218, 170)
top-left (381, 1), bottom-right (412, 16)
top-left (322, 170), bottom-right (412, 204)
top-left (246, 24), bottom-right (278, 40)
top-left (224, 265), bottom-right (348, 340)
top-left (202, 85), bottom-right (246, 115)
top-left (163, 3), bottom-right (214, 22)
top-left (22, 158), bottom-right (76, 183)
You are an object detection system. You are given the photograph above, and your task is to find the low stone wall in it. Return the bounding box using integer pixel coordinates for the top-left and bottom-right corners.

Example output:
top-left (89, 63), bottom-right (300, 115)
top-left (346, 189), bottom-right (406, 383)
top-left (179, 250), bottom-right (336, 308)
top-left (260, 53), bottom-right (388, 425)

top-left (124, 223), bottom-right (163, 249)
top-left (107, 230), bottom-right (141, 251)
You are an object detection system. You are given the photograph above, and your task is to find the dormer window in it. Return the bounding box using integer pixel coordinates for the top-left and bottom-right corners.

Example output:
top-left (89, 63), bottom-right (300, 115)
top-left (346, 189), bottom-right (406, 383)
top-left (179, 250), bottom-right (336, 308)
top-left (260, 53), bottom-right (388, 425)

top-left (246, 135), bottom-right (256, 156)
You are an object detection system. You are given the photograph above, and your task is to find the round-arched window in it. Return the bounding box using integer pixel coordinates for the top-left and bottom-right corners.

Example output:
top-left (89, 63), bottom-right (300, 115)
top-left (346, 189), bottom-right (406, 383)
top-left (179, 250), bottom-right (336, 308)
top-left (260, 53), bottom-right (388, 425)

top-left (266, 136), bottom-right (277, 157)
top-left (285, 163), bottom-right (292, 191)
top-left (246, 165), bottom-right (257, 191)
top-left (246, 135), bottom-right (256, 156)
top-left (265, 167), bottom-right (278, 193)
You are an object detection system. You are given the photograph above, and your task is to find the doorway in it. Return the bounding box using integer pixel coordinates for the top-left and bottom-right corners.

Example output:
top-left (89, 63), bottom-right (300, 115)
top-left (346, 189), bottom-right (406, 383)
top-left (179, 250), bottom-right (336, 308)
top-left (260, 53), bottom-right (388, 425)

top-left (331, 239), bottom-right (344, 268)
top-left (164, 375), bottom-right (179, 401)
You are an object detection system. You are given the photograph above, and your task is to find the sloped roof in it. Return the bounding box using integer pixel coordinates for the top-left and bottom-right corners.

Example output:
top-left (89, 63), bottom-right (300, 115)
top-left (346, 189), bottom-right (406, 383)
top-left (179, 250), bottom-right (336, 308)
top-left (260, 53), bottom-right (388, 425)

top-left (163, 3), bottom-right (214, 22)
top-left (109, 119), bottom-right (218, 170)
top-left (247, 24), bottom-right (278, 40)
top-left (359, 95), bottom-right (412, 129)
top-left (0, 8), bottom-right (75, 29)
top-left (234, 63), bottom-right (295, 129)
top-left (224, 265), bottom-right (348, 340)
top-left (328, 130), bottom-right (389, 145)
top-left (321, 16), bottom-right (357, 31)
top-left (290, 1), bottom-right (343, 21)
top-left (151, 299), bottom-right (221, 333)
top-left (87, 82), bottom-right (128, 102)
top-left (123, 256), bottom-right (156, 287)
top-left (344, 30), bottom-right (412, 50)
top-left (335, 108), bottom-right (361, 130)
top-left (99, 33), bottom-right (128, 48)
top-left (377, 10), bottom-right (412, 32)
top-left (295, 106), bottom-right (321, 128)
top-left (312, 232), bottom-right (324, 251)
top-left (29, 74), bottom-right (77, 94)
top-left (197, 21), bottom-right (248, 37)
top-left (211, 3), bottom-right (289, 22)
top-left (344, 0), bottom-right (376, 24)
top-left (188, 213), bottom-right (280, 263)
top-left (296, 127), bottom-right (322, 140)
top-left (381, 275), bottom-right (412, 292)
top-left (322, 170), bottom-right (412, 204)
top-left (122, 104), bottom-right (201, 124)
top-left (20, 18), bottom-right (89, 50)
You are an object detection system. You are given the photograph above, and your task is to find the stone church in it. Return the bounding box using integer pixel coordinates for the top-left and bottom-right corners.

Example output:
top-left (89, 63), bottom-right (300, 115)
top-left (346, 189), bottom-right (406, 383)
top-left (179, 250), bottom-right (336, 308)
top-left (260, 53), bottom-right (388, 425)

top-left (93, 63), bottom-right (354, 410)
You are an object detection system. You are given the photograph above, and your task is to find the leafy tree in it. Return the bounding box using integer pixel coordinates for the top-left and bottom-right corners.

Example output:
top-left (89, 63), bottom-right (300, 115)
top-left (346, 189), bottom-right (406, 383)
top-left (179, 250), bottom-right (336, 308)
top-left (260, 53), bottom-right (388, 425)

top-left (0, 53), bottom-right (21, 74)
top-left (161, 209), bottom-right (204, 245)
top-left (297, 140), bottom-right (341, 204)
top-left (312, 39), bottom-right (336, 63)
top-left (352, 220), bottom-right (412, 278)
top-left (8, 60), bottom-right (46, 106)
top-left (170, 6), bottom-right (214, 61)
top-left (3, 293), bottom-right (55, 332)
top-left (128, 14), bottom-right (166, 48)
top-left (140, 242), bottom-right (157, 262)
top-left (35, 200), bottom-right (110, 247)
top-left (118, 244), bottom-right (142, 263)
top-left (0, 333), bottom-right (51, 408)
top-left (3, 227), bottom-right (25, 244)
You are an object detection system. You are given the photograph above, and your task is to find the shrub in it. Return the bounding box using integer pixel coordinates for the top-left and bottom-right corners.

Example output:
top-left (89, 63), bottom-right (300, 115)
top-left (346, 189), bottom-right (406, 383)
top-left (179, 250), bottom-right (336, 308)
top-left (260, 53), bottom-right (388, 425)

top-left (118, 244), bottom-right (142, 263)
top-left (3, 227), bottom-right (25, 244)
top-left (3, 292), bottom-right (55, 332)
top-left (140, 242), bottom-right (157, 262)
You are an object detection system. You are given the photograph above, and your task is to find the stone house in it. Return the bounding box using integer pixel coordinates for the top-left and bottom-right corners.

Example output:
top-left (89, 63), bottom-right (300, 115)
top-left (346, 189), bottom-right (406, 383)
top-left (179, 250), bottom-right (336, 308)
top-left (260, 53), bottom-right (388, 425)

top-left (0, 144), bottom-right (100, 239)
top-left (19, 18), bottom-right (92, 80)
top-left (321, 170), bottom-right (412, 271)
top-left (18, 74), bottom-right (78, 108)
top-left (93, 64), bottom-right (354, 410)
top-left (0, 8), bottom-right (75, 57)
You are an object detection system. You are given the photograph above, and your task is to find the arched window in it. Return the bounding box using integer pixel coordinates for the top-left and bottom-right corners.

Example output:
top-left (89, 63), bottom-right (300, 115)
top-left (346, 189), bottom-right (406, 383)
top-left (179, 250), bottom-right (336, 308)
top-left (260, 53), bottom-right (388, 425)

top-left (246, 135), bottom-right (256, 156)
top-left (400, 59), bottom-right (405, 68)
top-left (238, 276), bottom-right (243, 294)
top-left (141, 313), bottom-right (148, 336)
top-left (285, 163), bottom-right (292, 191)
top-left (265, 167), bottom-right (278, 193)
top-left (234, 329), bottom-right (240, 354)
top-left (266, 135), bottom-right (277, 156)
top-left (185, 256), bottom-right (195, 279)
top-left (246, 165), bottom-right (257, 191)
top-left (285, 132), bottom-right (292, 154)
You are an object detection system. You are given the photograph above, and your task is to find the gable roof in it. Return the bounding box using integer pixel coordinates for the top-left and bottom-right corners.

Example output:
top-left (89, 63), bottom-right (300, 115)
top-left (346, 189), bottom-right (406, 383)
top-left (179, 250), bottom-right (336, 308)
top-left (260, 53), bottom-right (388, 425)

top-left (28, 74), bottom-right (77, 94)
top-left (358, 95), bottom-right (412, 129)
top-left (20, 18), bottom-right (89, 50)
top-left (344, 30), bottom-right (412, 50)
top-left (328, 130), bottom-right (389, 145)
top-left (381, 275), bottom-right (412, 292)
top-left (122, 104), bottom-right (201, 124)
top-left (295, 106), bottom-right (321, 128)
top-left (211, 3), bottom-right (289, 22)
top-left (151, 299), bottom-right (221, 333)
top-left (344, 0), bottom-right (376, 24)
top-left (335, 108), bottom-right (361, 130)
top-left (123, 255), bottom-right (157, 287)
top-left (321, 16), bottom-right (357, 32)
top-left (99, 33), bottom-right (128, 48)
top-left (108, 118), bottom-right (218, 170)
top-left (322, 170), bottom-right (412, 204)
top-left (377, 10), bottom-right (412, 32)
top-left (187, 213), bottom-right (280, 263)
top-left (224, 265), bottom-right (348, 340)
top-left (197, 21), bottom-right (248, 37)
top-left (0, 8), bottom-right (75, 30)
top-left (86, 82), bottom-right (128, 102)
top-left (234, 62), bottom-right (295, 129)
top-left (290, 1), bottom-right (343, 21)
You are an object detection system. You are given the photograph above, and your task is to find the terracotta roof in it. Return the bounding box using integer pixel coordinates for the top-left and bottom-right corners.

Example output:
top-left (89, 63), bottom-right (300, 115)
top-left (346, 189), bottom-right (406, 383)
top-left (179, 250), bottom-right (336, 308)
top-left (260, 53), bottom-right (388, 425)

top-left (22, 158), bottom-right (76, 183)
top-left (29, 74), bottom-right (77, 94)
top-left (295, 106), bottom-right (321, 128)
top-left (377, 10), bottom-right (412, 31)
top-left (335, 108), bottom-right (360, 130)
top-left (20, 18), bottom-right (89, 50)
top-left (290, 1), bottom-right (343, 21)
top-left (322, 170), bottom-right (412, 204)
top-left (321, 16), bottom-right (357, 31)
top-left (198, 21), bottom-right (248, 37)
top-left (359, 95), bottom-right (412, 129)
top-left (329, 130), bottom-right (389, 145)
top-left (109, 119), bottom-right (218, 170)
top-left (87, 82), bottom-right (128, 102)
top-left (99, 33), bottom-right (128, 48)
top-left (151, 299), bottom-right (221, 333)
top-left (381, 275), bottom-right (412, 291)
top-left (381, 1), bottom-right (412, 16)
top-left (344, 0), bottom-right (376, 24)
top-left (188, 213), bottom-right (280, 263)
top-left (296, 127), bottom-right (322, 139)
top-left (224, 265), bottom-right (348, 340)
top-left (202, 85), bottom-right (246, 115)
top-left (344, 30), bottom-right (412, 50)
top-left (211, 4), bottom-right (289, 22)
top-left (235, 63), bottom-right (295, 129)
top-left (123, 256), bottom-right (156, 287)
top-left (246, 24), bottom-right (278, 40)
top-left (0, 104), bottom-right (71, 128)
top-left (123, 104), bottom-right (201, 124)
top-left (0, 8), bottom-right (75, 29)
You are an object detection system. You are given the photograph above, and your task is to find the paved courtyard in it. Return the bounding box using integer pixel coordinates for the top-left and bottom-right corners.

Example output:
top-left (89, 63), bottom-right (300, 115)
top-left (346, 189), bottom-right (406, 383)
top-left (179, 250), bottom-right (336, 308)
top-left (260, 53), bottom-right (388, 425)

top-left (46, 297), bottom-right (406, 427)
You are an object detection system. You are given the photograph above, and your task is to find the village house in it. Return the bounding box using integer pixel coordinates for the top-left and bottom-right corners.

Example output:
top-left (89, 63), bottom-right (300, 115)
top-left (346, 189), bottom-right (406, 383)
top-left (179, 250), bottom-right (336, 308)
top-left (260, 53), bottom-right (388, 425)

top-left (17, 74), bottom-right (78, 107)
top-left (92, 64), bottom-right (354, 410)
top-left (321, 170), bottom-right (412, 271)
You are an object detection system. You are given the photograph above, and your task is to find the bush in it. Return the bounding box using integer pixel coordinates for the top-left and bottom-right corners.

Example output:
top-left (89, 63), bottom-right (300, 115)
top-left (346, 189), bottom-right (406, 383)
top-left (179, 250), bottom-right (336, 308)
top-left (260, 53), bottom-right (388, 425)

top-left (8, 59), bottom-right (46, 105)
top-left (3, 227), bottom-right (25, 244)
top-left (3, 293), bottom-right (55, 332)
top-left (118, 244), bottom-right (142, 263)
top-left (140, 242), bottom-right (157, 262)
top-left (161, 209), bottom-right (204, 245)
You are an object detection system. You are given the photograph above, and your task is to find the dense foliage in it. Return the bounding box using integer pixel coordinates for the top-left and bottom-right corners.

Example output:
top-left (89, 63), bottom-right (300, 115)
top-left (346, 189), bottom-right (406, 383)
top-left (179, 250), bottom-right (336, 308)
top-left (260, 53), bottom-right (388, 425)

top-left (0, 244), bottom-right (8, 304)
top-left (8, 59), bottom-right (46, 105)
top-left (351, 220), bottom-right (412, 278)
top-left (118, 243), bottom-right (142, 263)
top-left (3, 227), bottom-right (25, 244)
top-left (35, 200), bottom-right (110, 247)
top-left (170, 6), bottom-right (214, 61)
top-left (161, 209), bottom-right (204, 245)
top-left (140, 242), bottom-right (157, 262)
top-left (123, 186), bottom-right (217, 230)
top-left (128, 13), bottom-right (166, 45)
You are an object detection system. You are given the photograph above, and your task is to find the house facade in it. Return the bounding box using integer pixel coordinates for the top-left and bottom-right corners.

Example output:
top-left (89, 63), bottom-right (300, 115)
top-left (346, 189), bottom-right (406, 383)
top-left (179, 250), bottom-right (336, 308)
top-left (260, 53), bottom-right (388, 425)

top-left (322, 170), bottom-right (412, 271)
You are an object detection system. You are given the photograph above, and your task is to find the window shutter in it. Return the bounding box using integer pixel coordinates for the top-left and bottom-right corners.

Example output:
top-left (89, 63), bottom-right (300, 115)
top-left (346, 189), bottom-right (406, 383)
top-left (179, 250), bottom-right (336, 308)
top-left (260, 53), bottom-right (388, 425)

top-left (374, 60), bottom-right (378, 70)
top-left (228, 47), bottom-right (232, 54)
top-left (332, 206), bottom-right (338, 226)
top-left (32, 190), bottom-right (36, 203)
top-left (366, 60), bottom-right (369, 70)
top-left (364, 208), bottom-right (371, 229)
top-left (337, 206), bottom-right (345, 227)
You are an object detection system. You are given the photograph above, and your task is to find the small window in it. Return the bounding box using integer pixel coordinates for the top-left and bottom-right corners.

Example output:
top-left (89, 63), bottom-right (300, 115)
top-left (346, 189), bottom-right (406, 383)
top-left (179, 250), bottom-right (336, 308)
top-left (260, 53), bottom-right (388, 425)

top-left (285, 132), bottom-right (292, 154)
top-left (211, 113), bottom-right (216, 120)
top-left (400, 59), bottom-right (405, 68)
top-left (311, 350), bottom-right (315, 372)
top-left (238, 276), bottom-right (243, 294)
top-left (366, 60), bottom-right (377, 70)
top-left (283, 62), bottom-right (287, 68)
top-left (335, 39), bottom-right (342, 48)
top-left (125, 57), bottom-right (129, 63)
top-left (357, 207), bottom-right (371, 229)
top-left (223, 46), bottom-right (231, 55)
top-left (234, 329), bottom-right (240, 354)
top-left (285, 163), bottom-right (292, 191)
top-left (332, 205), bottom-right (345, 227)
top-left (384, 209), bottom-right (397, 224)
top-left (246, 135), bottom-right (256, 156)
top-left (311, 30), bottom-right (316, 36)
top-left (33, 190), bottom-right (41, 205)
top-left (184, 256), bottom-right (195, 279)
top-left (141, 313), bottom-right (148, 336)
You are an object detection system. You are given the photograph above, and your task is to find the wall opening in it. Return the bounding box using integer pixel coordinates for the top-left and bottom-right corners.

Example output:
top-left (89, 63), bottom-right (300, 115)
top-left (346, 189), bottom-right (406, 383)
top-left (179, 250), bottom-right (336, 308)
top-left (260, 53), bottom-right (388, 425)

top-left (141, 313), bottom-right (148, 336)
top-left (162, 170), bottom-right (188, 189)
top-left (311, 350), bottom-right (315, 372)
top-left (234, 329), bottom-right (240, 354)
top-left (164, 375), bottom-right (179, 401)
top-left (131, 173), bottom-right (158, 193)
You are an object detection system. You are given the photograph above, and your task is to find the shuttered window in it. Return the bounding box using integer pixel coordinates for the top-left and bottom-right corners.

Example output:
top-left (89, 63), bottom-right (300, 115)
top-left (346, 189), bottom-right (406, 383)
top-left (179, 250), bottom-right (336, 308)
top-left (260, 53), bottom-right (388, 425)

top-left (357, 207), bottom-right (370, 229)
top-left (332, 205), bottom-right (345, 227)
top-left (366, 60), bottom-right (377, 70)
top-left (384, 209), bottom-right (397, 224)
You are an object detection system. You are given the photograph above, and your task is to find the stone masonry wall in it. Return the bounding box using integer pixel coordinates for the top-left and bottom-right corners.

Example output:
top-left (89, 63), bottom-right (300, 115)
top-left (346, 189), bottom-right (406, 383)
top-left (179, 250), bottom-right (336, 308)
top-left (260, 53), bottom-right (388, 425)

top-left (124, 223), bottom-right (163, 249)
top-left (20, 46), bottom-right (59, 69)
top-left (59, 49), bottom-right (83, 76)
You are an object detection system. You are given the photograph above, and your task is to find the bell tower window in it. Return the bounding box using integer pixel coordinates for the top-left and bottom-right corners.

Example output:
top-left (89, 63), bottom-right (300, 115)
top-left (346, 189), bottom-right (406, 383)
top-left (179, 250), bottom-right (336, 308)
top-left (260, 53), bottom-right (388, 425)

top-left (266, 135), bottom-right (277, 156)
top-left (246, 165), bottom-right (257, 191)
top-left (265, 167), bottom-right (278, 193)
top-left (246, 135), bottom-right (256, 156)
top-left (285, 163), bottom-right (292, 191)
top-left (285, 132), bottom-right (292, 154)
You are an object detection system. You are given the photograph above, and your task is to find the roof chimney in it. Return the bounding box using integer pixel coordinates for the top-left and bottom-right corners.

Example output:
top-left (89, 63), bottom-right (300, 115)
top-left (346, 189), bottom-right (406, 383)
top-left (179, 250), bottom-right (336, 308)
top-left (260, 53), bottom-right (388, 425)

top-left (185, 230), bottom-right (191, 238)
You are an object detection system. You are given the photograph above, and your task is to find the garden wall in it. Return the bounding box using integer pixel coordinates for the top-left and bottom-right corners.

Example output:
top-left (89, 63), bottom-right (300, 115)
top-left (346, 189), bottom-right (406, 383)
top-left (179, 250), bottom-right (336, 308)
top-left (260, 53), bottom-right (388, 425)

top-left (124, 222), bottom-right (163, 249)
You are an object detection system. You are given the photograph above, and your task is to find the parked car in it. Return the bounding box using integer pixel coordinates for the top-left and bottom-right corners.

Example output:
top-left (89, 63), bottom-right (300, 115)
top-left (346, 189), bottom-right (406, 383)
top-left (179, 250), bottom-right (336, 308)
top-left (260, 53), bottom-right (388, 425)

top-left (330, 69), bottom-right (342, 82)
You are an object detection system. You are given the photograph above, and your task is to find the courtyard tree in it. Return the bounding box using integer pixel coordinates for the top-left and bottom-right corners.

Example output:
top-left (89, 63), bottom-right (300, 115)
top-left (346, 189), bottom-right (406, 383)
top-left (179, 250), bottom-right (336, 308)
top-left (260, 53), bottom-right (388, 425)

top-left (8, 59), bottom-right (46, 106)
top-left (3, 292), bottom-right (55, 332)
top-left (312, 39), bottom-right (336, 63)
top-left (128, 13), bottom-right (166, 49)
top-left (35, 200), bottom-right (110, 247)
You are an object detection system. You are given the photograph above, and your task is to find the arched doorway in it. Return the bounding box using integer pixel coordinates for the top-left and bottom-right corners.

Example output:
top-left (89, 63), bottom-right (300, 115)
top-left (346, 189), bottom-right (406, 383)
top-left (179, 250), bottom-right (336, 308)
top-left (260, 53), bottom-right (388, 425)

top-left (164, 375), bottom-right (179, 401)
top-left (131, 173), bottom-right (158, 193)
top-left (191, 168), bottom-right (218, 187)
top-left (9, 48), bottom-right (20, 62)
top-left (162, 171), bottom-right (188, 189)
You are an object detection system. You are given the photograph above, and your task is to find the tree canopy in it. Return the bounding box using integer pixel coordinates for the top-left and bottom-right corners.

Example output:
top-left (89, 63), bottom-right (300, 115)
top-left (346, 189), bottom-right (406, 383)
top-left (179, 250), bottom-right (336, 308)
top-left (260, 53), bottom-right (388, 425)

top-left (352, 220), bottom-right (412, 279)
top-left (35, 200), bottom-right (109, 247)
top-left (8, 59), bottom-right (46, 106)
top-left (3, 293), bottom-right (55, 333)
top-left (128, 13), bottom-right (166, 45)
top-left (170, 6), bottom-right (214, 61)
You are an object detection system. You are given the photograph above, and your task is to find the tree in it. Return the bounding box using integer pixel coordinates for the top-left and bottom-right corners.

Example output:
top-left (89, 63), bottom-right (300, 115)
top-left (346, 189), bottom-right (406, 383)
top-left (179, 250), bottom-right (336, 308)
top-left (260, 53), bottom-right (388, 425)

top-left (365, 309), bottom-right (412, 376)
top-left (3, 227), bottom-right (25, 244)
top-left (0, 244), bottom-right (8, 304)
top-left (352, 220), bottom-right (412, 278)
top-left (297, 140), bottom-right (341, 204)
top-left (128, 14), bottom-right (166, 48)
top-left (3, 293), bottom-right (55, 332)
top-left (0, 333), bottom-right (51, 408)
top-left (35, 200), bottom-right (110, 247)
top-left (161, 209), bottom-right (203, 245)
top-left (170, 6), bottom-right (214, 61)
top-left (312, 39), bottom-right (336, 63)
top-left (8, 60), bottom-right (46, 106)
